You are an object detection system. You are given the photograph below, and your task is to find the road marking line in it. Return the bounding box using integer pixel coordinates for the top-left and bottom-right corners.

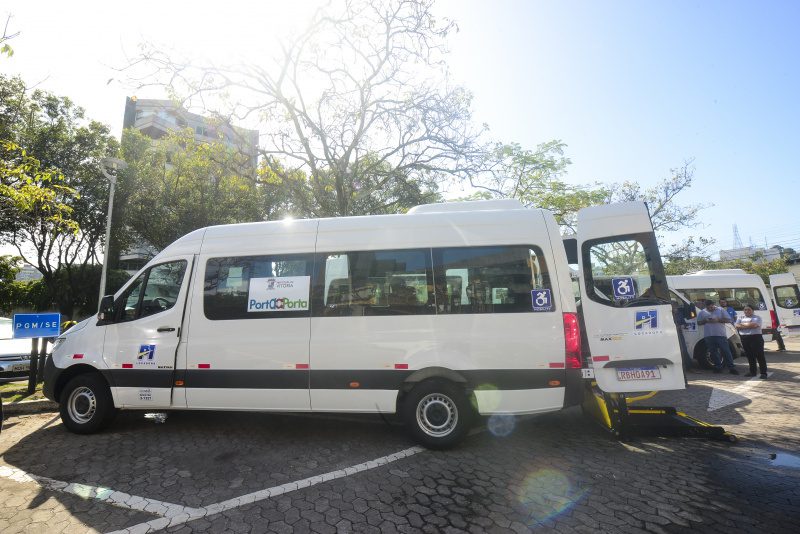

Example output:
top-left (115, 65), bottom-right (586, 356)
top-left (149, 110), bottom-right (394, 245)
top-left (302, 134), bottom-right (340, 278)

top-left (0, 464), bottom-right (199, 518)
top-left (707, 372), bottom-right (774, 411)
top-left (106, 445), bottom-right (425, 534)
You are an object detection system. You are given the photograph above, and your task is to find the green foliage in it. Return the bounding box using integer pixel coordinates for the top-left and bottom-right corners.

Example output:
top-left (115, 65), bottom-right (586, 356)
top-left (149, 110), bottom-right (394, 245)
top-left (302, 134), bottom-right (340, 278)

top-left (0, 74), bottom-right (118, 316)
top-left (605, 160), bottom-right (706, 235)
top-left (0, 140), bottom-right (77, 235)
top-left (665, 254), bottom-right (789, 284)
top-left (122, 128), bottom-right (262, 249)
top-left (470, 141), bottom-right (607, 229)
top-left (260, 153), bottom-right (442, 219)
top-left (0, 255), bottom-right (22, 314)
top-left (9, 266), bottom-right (130, 319)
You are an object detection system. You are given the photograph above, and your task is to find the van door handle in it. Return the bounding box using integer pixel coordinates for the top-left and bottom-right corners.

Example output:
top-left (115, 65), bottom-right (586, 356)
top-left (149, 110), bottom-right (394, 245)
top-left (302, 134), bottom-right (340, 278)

top-left (157, 327), bottom-right (176, 333)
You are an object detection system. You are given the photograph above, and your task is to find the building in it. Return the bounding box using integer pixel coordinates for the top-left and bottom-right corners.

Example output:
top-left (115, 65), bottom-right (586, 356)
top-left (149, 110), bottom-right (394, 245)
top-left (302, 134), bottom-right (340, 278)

top-left (14, 263), bottom-right (43, 282)
top-left (719, 245), bottom-right (782, 263)
top-left (119, 97), bottom-right (261, 273)
top-left (122, 97), bottom-right (259, 170)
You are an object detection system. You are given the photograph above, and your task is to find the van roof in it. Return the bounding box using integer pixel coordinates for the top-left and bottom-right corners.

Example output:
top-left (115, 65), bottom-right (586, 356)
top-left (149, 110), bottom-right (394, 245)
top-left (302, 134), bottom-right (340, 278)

top-left (407, 199), bottom-right (525, 214)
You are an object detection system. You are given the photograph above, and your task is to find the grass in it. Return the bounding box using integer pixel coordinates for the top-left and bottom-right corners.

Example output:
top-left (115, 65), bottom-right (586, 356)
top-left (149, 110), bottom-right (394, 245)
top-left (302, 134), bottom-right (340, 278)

top-left (0, 380), bottom-right (46, 403)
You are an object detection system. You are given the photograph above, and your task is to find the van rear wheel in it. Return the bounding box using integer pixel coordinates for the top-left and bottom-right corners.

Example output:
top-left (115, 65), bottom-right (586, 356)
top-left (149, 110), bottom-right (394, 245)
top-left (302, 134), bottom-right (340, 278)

top-left (402, 379), bottom-right (471, 449)
top-left (59, 374), bottom-right (116, 434)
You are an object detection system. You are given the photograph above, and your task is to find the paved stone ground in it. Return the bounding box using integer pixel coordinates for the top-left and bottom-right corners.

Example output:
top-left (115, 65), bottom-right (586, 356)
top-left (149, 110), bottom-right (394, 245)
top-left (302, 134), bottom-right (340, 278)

top-left (1, 341), bottom-right (799, 533)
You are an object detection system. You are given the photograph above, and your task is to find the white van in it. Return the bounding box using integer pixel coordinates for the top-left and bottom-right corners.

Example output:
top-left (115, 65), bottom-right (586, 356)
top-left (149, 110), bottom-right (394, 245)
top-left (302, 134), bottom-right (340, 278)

top-left (769, 273), bottom-right (800, 340)
top-left (668, 270), bottom-right (775, 354)
top-left (44, 200), bottom-right (685, 448)
top-left (665, 286), bottom-right (744, 368)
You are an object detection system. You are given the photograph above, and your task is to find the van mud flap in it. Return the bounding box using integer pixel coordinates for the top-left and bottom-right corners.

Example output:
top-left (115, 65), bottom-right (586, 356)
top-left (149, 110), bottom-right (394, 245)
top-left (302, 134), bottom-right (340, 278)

top-left (581, 383), bottom-right (737, 442)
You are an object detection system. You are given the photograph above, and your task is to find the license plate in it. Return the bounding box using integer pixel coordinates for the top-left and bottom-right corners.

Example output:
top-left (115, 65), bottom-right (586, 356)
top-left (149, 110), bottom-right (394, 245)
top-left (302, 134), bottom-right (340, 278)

top-left (616, 367), bottom-right (661, 381)
top-left (11, 363), bottom-right (29, 372)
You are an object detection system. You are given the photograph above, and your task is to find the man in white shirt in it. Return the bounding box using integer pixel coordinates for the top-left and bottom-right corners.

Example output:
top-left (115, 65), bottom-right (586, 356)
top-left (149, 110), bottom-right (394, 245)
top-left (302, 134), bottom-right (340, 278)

top-left (735, 304), bottom-right (768, 378)
top-left (697, 299), bottom-right (739, 375)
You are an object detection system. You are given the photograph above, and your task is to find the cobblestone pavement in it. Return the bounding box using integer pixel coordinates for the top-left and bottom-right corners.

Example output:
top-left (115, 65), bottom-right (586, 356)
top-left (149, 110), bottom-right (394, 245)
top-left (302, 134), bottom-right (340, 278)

top-left (1, 343), bottom-right (799, 533)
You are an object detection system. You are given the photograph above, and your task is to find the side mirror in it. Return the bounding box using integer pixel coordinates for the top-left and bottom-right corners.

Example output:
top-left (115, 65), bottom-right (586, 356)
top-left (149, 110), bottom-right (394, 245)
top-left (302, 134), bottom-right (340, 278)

top-left (685, 302), bottom-right (696, 319)
top-left (98, 295), bottom-right (115, 322)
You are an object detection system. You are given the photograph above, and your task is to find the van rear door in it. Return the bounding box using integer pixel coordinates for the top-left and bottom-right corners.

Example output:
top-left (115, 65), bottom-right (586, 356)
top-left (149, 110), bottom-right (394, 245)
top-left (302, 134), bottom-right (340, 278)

top-left (770, 273), bottom-right (800, 339)
top-left (576, 202), bottom-right (685, 392)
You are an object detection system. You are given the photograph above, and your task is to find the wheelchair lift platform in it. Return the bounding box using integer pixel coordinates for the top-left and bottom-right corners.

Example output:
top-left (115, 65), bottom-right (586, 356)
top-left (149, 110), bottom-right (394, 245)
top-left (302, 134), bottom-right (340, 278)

top-left (582, 383), bottom-right (737, 442)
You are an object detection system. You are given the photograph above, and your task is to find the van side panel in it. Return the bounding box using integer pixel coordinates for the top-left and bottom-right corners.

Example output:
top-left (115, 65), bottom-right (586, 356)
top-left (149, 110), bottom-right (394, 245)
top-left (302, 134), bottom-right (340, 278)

top-left (182, 220), bottom-right (319, 410)
top-left (310, 209), bottom-right (566, 415)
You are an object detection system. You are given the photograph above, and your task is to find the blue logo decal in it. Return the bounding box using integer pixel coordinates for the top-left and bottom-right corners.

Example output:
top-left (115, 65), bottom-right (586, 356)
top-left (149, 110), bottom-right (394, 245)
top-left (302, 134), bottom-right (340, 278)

top-left (531, 289), bottom-right (553, 312)
top-left (138, 344), bottom-right (156, 361)
top-left (794, 309), bottom-right (800, 317)
top-left (611, 277), bottom-right (636, 300)
top-left (635, 310), bottom-right (658, 330)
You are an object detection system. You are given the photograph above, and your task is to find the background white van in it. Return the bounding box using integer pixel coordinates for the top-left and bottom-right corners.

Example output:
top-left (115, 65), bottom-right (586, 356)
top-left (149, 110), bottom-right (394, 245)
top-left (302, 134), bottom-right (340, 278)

top-left (668, 270), bottom-right (775, 366)
top-left (769, 273), bottom-right (800, 340)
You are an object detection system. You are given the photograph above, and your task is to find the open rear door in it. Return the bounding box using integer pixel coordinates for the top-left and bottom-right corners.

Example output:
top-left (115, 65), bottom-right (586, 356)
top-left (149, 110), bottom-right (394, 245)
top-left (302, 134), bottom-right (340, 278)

top-left (577, 202), bottom-right (685, 393)
top-left (769, 273), bottom-right (800, 339)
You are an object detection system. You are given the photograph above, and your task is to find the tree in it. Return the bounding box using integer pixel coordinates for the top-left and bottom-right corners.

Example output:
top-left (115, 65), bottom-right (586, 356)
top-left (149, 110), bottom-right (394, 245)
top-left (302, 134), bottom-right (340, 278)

top-left (467, 141), bottom-right (607, 229)
top-left (0, 74), bottom-right (118, 315)
top-left (127, 0), bottom-right (483, 217)
top-left (121, 128), bottom-right (263, 250)
top-left (1, 14), bottom-right (19, 58)
top-left (0, 255), bottom-right (22, 314)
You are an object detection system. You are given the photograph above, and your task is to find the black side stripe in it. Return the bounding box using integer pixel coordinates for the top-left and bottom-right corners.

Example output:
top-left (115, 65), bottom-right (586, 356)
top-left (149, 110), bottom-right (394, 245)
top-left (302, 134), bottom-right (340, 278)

top-left (103, 369), bottom-right (566, 391)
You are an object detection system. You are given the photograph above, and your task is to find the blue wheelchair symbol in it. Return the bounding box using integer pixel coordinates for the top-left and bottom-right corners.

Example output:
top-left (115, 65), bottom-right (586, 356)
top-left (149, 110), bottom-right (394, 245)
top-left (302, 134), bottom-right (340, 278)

top-left (612, 277), bottom-right (636, 300)
top-left (531, 289), bottom-right (553, 312)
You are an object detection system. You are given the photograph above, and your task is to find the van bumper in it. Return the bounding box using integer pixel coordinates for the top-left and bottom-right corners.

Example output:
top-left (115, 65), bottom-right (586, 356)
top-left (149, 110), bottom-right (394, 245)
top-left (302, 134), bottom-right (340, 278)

top-left (43, 355), bottom-right (59, 402)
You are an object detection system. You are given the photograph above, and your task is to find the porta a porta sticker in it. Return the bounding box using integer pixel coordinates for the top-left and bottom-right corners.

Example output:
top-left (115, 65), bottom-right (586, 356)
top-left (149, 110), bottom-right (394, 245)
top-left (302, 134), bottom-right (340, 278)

top-left (794, 309), bottom-right (800, 317)
top-left (634, 310), bottom-right (658, 330)
top-left (531, 288), bottom-right (553, 312)
top-left (247, 276), bottom-right (310, 312)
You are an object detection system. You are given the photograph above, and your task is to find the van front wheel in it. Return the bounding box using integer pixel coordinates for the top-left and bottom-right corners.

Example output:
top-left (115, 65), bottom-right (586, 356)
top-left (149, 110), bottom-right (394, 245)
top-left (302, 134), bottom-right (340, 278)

top-left (59, 374), bottom-right (116, 434)
top-left (402, 380), bottom-right (471, 449)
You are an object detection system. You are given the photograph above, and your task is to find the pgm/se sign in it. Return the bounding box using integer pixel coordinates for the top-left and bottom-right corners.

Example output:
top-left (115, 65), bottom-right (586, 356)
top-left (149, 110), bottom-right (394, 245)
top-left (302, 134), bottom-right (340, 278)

top-left (12, 313), bottom-right (62, 339)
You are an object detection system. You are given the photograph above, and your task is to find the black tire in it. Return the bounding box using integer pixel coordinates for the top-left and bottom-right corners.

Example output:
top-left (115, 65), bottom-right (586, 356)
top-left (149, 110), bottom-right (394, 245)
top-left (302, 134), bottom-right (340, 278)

top-left (59, 373), bottom-right (116, 434)
top-left (694, 341), bottom-right (714, 370)
top-left (401, 379), bottom-right (472, 450)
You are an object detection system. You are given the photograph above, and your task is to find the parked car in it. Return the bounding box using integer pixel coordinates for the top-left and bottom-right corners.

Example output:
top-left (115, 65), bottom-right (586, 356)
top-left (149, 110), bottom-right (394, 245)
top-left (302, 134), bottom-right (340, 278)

top-left (0, 317), bottom-right (33, 382)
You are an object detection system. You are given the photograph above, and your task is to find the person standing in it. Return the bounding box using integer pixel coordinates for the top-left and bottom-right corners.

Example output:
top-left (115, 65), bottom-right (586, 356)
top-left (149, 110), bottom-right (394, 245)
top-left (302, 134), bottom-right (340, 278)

top-left (697, 299), bottom-right (739, 374)
top-left (719, 298), bottom-right (737, 325)
top-left (736, 304), bottom-right (768, 378)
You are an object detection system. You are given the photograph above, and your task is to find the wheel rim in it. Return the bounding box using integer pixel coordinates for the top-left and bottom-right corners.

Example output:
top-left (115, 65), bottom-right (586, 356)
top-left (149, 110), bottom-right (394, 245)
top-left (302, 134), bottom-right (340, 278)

top-left (416, 393), bottom-right (458, 438)
top-left (67, 386), bottom-right (97, 424)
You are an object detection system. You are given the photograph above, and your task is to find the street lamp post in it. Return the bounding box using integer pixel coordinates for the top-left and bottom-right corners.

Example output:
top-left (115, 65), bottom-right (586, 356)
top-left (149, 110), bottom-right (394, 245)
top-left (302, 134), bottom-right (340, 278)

top-left (98, 157), bottom-right (128, 310)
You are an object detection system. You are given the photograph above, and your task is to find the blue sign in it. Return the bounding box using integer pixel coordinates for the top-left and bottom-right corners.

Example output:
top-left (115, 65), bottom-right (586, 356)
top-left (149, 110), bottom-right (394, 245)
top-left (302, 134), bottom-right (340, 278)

top-left (635, 310), bottom-right (658, 330)
top-left (611, 277), bottom-right (636, 300)
top-left (12, 313), bottom-right (62, 339)
top-left (138, 344), bottom-right (156, 361)
top-left (531, 288), bottom-right (554, 312)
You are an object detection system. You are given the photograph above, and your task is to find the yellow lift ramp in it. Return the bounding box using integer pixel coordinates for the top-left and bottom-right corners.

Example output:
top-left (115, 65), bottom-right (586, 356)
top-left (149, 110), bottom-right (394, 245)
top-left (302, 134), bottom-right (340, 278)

top-left (582, 382), bottom-right (737, 442)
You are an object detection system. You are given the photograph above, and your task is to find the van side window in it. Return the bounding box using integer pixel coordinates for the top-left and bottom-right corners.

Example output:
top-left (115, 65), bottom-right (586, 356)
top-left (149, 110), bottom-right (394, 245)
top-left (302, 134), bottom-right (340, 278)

top-left (774, 285), bottom-right (800, 309)
top-left (114, 260), bottom-right (187, 322)
top-left (583, 235), bottom-right (668, 307)
top-left (681, 288), bottom-right (767, 311)
top-left (117, 272), bottom-right (146, 322)
top-left (204, 255), bottom-right (313, 320)
top-left (433, 246), bottom-right (552, 314)
top-left (316, 249), bottom-right (433, 317)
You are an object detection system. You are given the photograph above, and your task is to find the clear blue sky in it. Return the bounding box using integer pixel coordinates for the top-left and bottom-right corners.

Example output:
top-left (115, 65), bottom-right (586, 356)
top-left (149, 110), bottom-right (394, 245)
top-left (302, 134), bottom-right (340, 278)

top-left (2, 0), bottom-right (799, 257)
